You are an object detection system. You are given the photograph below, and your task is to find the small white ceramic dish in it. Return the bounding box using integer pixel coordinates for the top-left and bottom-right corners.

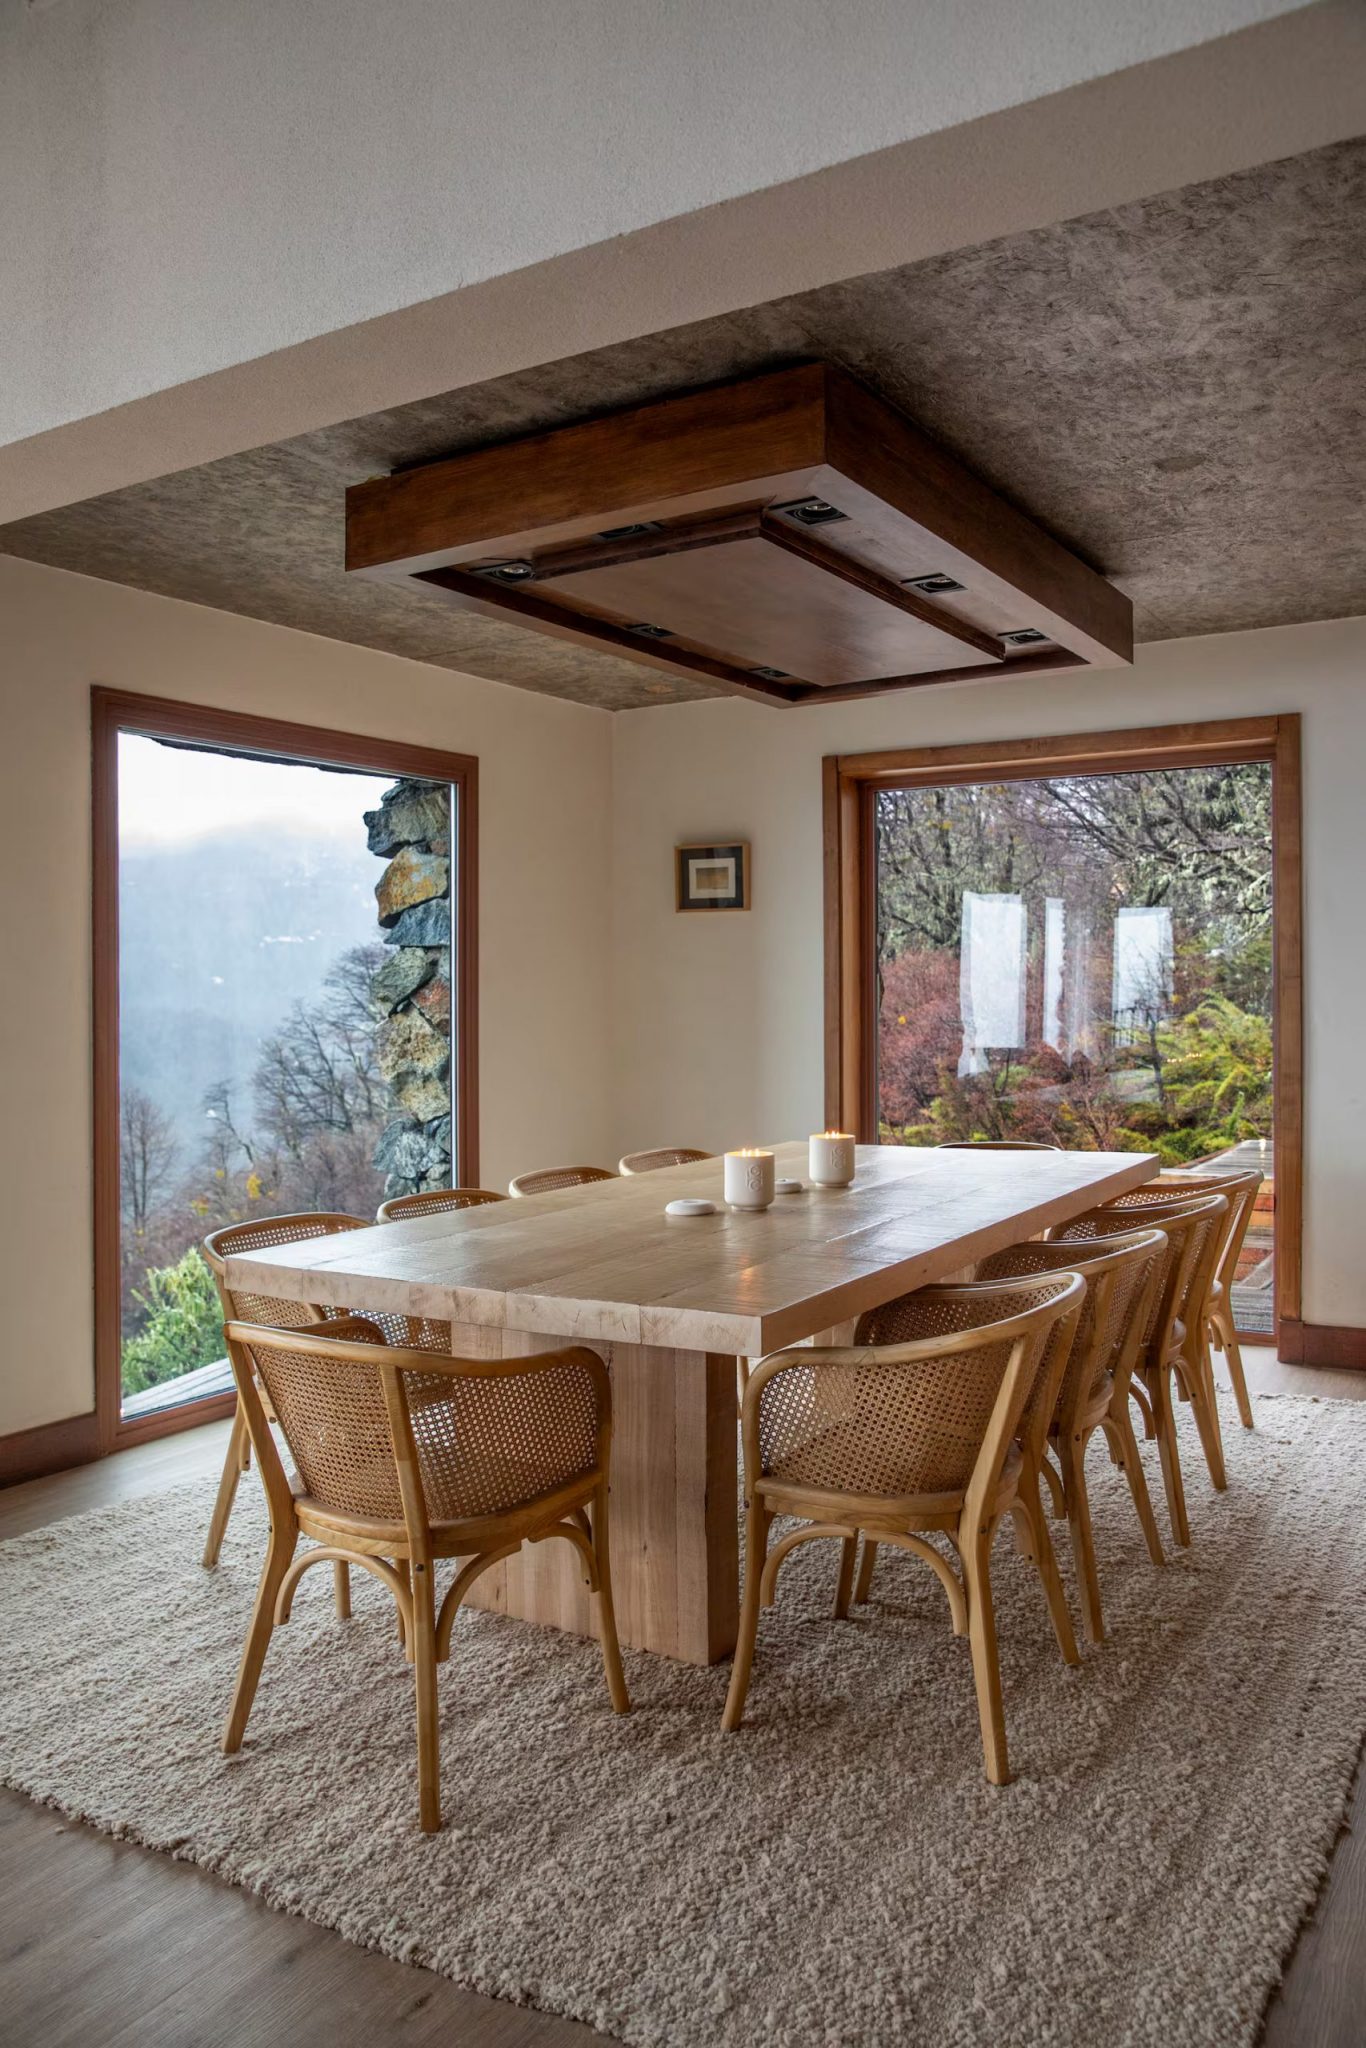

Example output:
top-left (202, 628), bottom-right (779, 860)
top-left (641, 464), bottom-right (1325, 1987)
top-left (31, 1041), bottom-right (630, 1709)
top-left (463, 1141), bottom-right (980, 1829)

top-left (774, 1178), bottom-right (806, 1195)
top-left (665, 1197), bottom-right (717, 1218)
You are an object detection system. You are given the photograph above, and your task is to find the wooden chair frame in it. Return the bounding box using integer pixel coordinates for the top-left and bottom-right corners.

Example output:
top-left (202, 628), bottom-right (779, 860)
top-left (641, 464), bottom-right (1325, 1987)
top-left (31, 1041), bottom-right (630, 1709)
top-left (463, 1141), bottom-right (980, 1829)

top-left (376, 1187), bottom-right (506, 1222)
top-left (508, 1165), bottom-right (617, 1197)
top-left (221, 1317), bottom-right (630, 1832)
top-left (618, 1147), bottom-right (713, 1174)
top-left (1150, 1170), bottom-right (1266, 1428)
top-left (1053, 1193), bottom-right (1229, 1548)
top-left (722, 1273), bottom-right (1085, 1785)
top-left (966, 1228), bottom-right (1169, 1643)
top-left (201, 1212), bottom-right (370, 1592)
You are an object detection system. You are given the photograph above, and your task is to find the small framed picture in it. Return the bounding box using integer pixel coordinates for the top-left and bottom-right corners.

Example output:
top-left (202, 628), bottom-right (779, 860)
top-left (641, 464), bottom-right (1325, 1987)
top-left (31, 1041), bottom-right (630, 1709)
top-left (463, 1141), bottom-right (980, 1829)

top-left (676, 841), bottom-right (750, 912)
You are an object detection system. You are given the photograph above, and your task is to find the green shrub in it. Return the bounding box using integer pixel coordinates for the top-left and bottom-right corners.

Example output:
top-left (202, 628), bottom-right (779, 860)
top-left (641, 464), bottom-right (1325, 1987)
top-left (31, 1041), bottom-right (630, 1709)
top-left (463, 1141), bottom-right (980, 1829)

top-left (121, 1248), bottom-right (224, 1396)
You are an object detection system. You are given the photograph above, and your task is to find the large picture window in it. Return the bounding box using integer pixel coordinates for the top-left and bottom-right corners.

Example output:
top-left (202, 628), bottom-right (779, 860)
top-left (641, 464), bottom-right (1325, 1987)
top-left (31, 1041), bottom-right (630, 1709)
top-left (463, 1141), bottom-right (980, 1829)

top-left (824, 717), bottom-right (1302, 1350)
top-left (93, 691), bottom-right (478, 1449)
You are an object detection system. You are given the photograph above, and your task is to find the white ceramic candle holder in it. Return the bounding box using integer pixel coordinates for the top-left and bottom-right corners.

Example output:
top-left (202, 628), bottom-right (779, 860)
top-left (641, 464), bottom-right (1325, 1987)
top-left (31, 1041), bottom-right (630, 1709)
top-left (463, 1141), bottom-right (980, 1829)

top-left (724, 1148), bottom-right (776, 1211)
top-left (808, 1131), bottom-right (856, 1188)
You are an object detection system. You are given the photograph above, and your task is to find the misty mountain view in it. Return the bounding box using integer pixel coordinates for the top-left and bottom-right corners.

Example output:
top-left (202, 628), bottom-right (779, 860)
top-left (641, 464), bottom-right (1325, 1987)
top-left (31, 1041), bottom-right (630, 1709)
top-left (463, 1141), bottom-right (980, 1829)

top-left (119, 825), bottom-right (384, 1153)
top-left (113, 738), bottom-right (455, 1410)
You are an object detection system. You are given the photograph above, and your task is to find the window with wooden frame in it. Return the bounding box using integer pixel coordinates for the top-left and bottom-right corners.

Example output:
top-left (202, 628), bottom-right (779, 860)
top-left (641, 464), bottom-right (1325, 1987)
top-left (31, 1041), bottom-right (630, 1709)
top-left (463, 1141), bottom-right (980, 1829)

top-left (91, 689), bottom-right (479, 1454)
top-left (824, 716), bottom-right (1307, 1354)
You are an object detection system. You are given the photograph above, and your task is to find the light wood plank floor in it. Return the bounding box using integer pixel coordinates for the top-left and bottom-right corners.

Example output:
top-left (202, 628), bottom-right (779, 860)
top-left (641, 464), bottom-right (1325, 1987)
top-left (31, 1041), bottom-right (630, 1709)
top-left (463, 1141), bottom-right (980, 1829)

top-left (1, 1353), bottom-right (1362, 2048)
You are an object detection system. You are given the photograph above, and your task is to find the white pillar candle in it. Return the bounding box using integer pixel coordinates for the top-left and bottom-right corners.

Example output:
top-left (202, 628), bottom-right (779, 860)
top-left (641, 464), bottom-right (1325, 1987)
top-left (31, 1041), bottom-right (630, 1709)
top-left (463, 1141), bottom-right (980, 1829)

top-left (724, 1148), bottom-right (776, 1211)
top-left (809, 1131), bottom-right (856, 1188)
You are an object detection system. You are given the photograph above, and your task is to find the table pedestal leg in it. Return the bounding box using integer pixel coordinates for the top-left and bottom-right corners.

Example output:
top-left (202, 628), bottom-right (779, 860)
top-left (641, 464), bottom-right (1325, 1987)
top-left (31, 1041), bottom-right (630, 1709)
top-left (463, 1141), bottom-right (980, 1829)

top-left (452, 1325), bottom-right (740, 1666)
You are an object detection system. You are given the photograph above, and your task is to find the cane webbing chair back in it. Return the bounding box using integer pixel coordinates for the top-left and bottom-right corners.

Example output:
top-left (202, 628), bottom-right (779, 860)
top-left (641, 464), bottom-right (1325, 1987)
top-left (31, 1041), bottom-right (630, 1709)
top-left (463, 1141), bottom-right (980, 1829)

top-left (508, 1164), bottom-right (617, 1197)
top-left (220, 1317), bottom-right (629, 1831)
top-left (770, 1277), bottom-right (1081, 1507)
top-left (618, 1147), bottom-right (713, 1174)
top-left (937, 1140), bottom-right (1062, 1151)
top-left (1150, 1170), bottom-right (1264, 1303)
top-left (724, 1273), bottom-right (1086, 1780)
top-left (236, 1320), bottom-right (603, 1528)
top-left (1055, 1192), bottom-right (1228, 1548)
top-left (1052, 1193), bottom-right (1225, 1367)
top-left (377, 1187), bottom-right (506, 1222)
top-left (1152, 1169), bottom-right (1264, 1428)
top-left (966, 1228), bottom-right (1170, 1643)
top-left (970, 1228), bottom-right (1167, 1433)
top-left (203, 1211), bottom-right (369, 1327)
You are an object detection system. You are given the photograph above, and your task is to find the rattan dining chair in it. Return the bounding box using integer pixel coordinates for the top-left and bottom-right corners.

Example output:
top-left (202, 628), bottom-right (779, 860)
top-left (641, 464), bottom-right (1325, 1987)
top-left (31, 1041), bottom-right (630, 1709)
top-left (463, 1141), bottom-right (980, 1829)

top-left (722, 1272), bottom-right (1085, 1785)
top-left (1051, 1192), bottom-right (1228, 1549)
top-left (618, 1147), bottom-right (713, 1174)
top-left (377, 1187), bottom-right (506, 1222)
top-left (508, 1165), bottom-right (617, 1197)
top-left (201, 1213), bottom-right (371, 1578)
top-left (965, 1227), bottom-right (1168, 1641)
top-left (1078, 1178), bottom-right (1255, 1475)
top-left (1145, 1170), bottom-right (1265, 1429)
top-left (221, 1315), bottom-right (630, 1833)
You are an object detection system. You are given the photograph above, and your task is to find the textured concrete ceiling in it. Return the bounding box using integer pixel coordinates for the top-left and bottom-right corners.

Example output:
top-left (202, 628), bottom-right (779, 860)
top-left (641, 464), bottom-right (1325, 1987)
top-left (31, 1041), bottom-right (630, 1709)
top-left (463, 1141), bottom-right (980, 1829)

top-left (2, 137), bottom-right (1362, 712)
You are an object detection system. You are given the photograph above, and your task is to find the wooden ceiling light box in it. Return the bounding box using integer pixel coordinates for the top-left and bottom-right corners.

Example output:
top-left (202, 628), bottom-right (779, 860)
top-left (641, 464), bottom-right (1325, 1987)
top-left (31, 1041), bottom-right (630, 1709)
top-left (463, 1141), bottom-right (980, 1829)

top-left (345, 366), bottom-right (1132, 707)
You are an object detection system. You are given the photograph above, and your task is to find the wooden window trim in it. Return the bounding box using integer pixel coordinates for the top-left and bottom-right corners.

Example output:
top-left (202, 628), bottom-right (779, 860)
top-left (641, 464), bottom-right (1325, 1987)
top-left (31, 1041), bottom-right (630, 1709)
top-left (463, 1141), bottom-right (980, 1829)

top-left (824, 715), bottom-right (1304, 1345)
top-left (90, 687), bottom-right (480, 1455)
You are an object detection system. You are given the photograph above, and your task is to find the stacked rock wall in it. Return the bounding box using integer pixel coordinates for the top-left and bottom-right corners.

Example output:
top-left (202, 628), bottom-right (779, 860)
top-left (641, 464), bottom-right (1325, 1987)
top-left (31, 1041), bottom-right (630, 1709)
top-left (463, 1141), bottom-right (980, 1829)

top-left (364, 778), bottom-right (453, 1197)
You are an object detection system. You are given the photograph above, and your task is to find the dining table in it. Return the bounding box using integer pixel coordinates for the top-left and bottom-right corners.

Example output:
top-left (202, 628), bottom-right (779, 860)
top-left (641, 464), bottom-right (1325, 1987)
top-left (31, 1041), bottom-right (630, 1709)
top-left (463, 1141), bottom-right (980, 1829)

top-left (226, 1141), bottom-right (1157, 1665)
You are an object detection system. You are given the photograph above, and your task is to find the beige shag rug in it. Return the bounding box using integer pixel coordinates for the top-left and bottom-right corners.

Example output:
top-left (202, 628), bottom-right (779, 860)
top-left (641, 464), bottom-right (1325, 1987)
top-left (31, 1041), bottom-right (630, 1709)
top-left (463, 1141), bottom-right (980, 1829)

top-left (3, 1396), bottom-right (1365, 2047)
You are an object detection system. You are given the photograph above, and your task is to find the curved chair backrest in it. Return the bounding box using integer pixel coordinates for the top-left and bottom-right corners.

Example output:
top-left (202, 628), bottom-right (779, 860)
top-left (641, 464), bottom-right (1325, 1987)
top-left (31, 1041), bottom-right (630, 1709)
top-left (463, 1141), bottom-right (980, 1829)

top-left (937, 1140), bottom-right (1062, 1151)
top-left (618, 1147), bottom-right (713, 1175)
top-left (970, 1227), bottom-right (1168, 1435)
top-left (1148, 1169), bottom-right (1264, 1301)
top-left (1052, 1193), bottom-right (1227, 1373)
top-left (508, 1165), bottom-right (617, 1198)
top-left (203, 1212), bottom-right (369, 1326)
top-left (224, 1316), bottom-right (608, 1531)
top-left (377, 1187), bottom-right (506, 1222)
top-left (752, 1272), bottom-right (1085, 1516)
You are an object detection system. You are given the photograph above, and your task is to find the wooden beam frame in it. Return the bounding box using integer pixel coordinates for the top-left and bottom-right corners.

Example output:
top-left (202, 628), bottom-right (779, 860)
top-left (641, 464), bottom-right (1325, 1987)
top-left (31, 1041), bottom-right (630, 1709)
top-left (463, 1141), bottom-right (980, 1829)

top-left (82, 688), bottom-right (480, 1463)
top-left (824, 715), bottom-right (1304, 1344)
top-left (348, 364), bottom-right (1133, 706)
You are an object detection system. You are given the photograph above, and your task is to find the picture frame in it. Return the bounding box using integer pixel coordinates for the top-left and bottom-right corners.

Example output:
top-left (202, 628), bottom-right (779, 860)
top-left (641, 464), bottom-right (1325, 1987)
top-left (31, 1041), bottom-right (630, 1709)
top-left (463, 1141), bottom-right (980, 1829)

top-left (676, 840), bottom-right (750, 912)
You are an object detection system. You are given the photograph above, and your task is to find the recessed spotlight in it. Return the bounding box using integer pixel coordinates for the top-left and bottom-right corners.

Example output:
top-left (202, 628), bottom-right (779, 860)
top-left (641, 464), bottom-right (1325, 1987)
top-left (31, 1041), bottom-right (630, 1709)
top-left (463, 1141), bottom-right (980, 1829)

top-left (627, 622), bottom-right (674, 638)
top-left (1002, 628), bottom-right (1048, 646)
top-left (775, 498), bottom-right (848, 527)
top-left (473, 560), bottom-right (535, 584)
top-left (903, 573), bottom-right (964, 595)
top-left (750, 666), bottom-right (791, 680)
top-left (597, 522), bottom-right (662, 541)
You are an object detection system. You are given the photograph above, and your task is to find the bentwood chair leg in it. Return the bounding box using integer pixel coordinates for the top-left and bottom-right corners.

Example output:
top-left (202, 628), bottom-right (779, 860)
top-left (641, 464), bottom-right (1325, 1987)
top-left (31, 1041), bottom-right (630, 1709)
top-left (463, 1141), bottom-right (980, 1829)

top-left (332, 1560), bottom-right (352, 1620)
top-left (394, 1557), bottom-right (413, 1656)
top-left (222, 1522), bottom-right (298, 1753)
top-left (202, 1402), bottom-right (250, 1568)
top-left (1059, 1436), bottom-right (1104, 1645)
top-left (1184, 1348), bottom-right (1229, 1491)
top-left (592, 1482), bottom-right (631, 1715)
top-left (410, 1559), bottom-right (442, 1834)
top-left (1149, 1367), bottom-right (1191, 1549)
top-left (962, 1529), bottom-right (1010, 1786)
top-left (1102, 1406), bottom-right (1165, 1567)
top-left (1216, 1314), bottom-right (1255, 1430)
top-left (722, 1501), bottom-right (771, 1732)
top-left (854, 1538), bottom-right (879, 1605)
top-left (834, 1534), bottom-right (858, 1619)
top-left (1012, 1477), bottom-right (1079, 1666)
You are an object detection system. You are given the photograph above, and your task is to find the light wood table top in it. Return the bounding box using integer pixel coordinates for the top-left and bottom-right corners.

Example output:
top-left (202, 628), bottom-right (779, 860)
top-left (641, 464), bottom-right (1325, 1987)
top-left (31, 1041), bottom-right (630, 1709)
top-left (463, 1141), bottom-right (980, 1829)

top-left (227, 1142), bottom-right (1158, 1356)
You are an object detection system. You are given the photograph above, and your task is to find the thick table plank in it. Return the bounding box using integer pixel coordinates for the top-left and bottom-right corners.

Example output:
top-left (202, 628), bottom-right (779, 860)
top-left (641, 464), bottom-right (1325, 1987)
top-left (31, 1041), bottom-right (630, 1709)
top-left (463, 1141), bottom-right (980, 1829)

top-left (228, 1143), bottom-right (1156, 1663)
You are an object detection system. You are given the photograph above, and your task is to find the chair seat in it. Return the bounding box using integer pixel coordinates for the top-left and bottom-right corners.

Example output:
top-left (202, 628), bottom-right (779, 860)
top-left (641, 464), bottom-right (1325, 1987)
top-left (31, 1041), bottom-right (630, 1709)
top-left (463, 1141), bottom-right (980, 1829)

top-left (295, 1467), bottom-right (601, 1558)
top-left (756, 1442), bottom-right (1023, 1533)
